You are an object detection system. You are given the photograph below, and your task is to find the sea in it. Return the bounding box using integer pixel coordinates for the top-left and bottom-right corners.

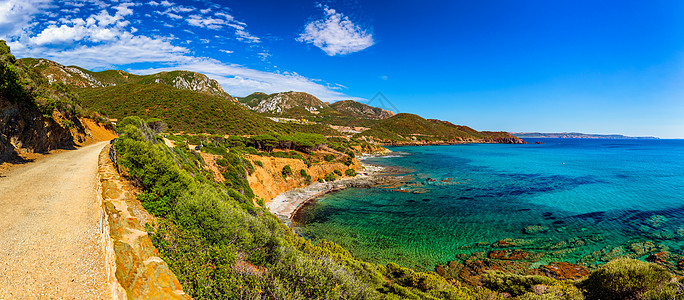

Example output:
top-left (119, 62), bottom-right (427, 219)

top-left (294, 139), bottom-right (684, 271)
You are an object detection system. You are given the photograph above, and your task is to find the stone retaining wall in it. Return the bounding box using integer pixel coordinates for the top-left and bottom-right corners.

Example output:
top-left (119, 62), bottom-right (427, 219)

top-left (98, 144), bottom-right (190, 299)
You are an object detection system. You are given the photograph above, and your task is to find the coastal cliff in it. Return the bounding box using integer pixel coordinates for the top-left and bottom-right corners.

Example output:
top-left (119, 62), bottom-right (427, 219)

top-left (380, 136), bottom-right (525, 146)
top-left (245, 153), bottom-right (361, 202)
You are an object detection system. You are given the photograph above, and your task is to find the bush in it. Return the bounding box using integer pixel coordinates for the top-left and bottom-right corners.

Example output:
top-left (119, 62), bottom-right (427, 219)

top-left (482, 271), bottom-right (554, 296)
top-left (281, 165), bottom-right (293, 178)
top-left (324, 173), bottom-right (337, 182)
top-left (345, 169), bottom-right (357, 176)
top-left (324, 154), bottom-right (335, 162)
top-left (334, 169), bottom-right (342, 176)
top-left (582, 258), bottom-right (678, 300)
top-left (299, 169), bottom-right (308, 177)
top-left (253, 160), bottom-right (263, 167)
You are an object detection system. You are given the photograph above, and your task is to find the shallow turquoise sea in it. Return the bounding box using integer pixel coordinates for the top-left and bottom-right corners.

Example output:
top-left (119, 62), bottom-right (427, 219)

top-left (295, 139), bottom-right (684, 270)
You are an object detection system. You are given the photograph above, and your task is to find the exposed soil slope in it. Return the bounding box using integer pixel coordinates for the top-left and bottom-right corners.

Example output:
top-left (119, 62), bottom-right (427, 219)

top-left (0, 141), bottom-right (109, 299)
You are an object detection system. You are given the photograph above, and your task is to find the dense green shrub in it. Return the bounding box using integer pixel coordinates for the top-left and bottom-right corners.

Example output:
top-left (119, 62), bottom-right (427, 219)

top-left (345, 169), bottom-right (357, 176)
top-left (482, 271), bottom-right (554, 296)
top-left (253, 160), bottom-right (263, 167)
top-left (324, 154), bottom-right (335, 162)
top-left (324, 173), bottom-right (337, 182)
top-left (582, 258), bottom-right (680, 300)
top-left (281, 165), bottom-right (293, 178)
top-left (115, 122), bottom-right (193, 216)
top-left (334, 169), bottom-right (342, 176)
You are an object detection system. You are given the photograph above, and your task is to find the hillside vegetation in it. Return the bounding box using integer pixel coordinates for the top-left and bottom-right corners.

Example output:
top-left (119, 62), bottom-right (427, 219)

top-left (238, 91), bottom-right (336, 118)
top-left (330, 100), bottom-right (395, 120)
top-left (76, 83), bottom-right (336, 136)
top-left (114, 118), bottom-right (495, 299)
top-left (361, 113), bottom-right (525, 144)
top-left (239, 92), bottom-right (523, 144)
top-left (19, 58), bottom-right (233, 100)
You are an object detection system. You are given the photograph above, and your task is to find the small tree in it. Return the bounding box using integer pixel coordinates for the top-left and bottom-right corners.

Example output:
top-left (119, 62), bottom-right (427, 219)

top-left (281, 165), bottom-right (293, 178)
top-left (324, 173), bottom-right (337, 182)
top-left (345, 169), bottom-right (357, 176)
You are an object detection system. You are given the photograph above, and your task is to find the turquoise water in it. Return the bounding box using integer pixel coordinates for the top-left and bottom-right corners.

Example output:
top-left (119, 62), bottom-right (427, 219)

top-left (295, 139), bottom-right (684, 270)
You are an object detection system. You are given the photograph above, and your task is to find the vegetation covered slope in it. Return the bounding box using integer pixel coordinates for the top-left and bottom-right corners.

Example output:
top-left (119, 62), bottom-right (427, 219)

top-left (238, 92), bottom-right (396, 124)
top-left (360, 113), bottom-right (525, 144)
top-left (330, 100), bottom-right (395, 120)
top-left (75, 83), bottom-right (337, 136)
top-left (0, 41), bottom-right (97, 160)
top-left (19, 58), bottom-right (233, 100)
top-left (114, 118), bottom-right (493, 299)
top-left (238, 91), bottom-right (333, 117)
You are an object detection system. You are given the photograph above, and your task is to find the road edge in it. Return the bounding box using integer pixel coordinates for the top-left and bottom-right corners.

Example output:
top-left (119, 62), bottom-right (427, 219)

top-left (98, 143), bottom-right (190, 299)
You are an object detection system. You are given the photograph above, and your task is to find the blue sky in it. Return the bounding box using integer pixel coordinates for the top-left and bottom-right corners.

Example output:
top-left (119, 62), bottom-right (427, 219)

top-left (1, 0), bottom-right (683, 138)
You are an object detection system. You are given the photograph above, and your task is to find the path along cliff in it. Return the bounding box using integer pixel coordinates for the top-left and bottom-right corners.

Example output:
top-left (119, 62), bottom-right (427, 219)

top-left (0, 141), bottom-right (109, 298)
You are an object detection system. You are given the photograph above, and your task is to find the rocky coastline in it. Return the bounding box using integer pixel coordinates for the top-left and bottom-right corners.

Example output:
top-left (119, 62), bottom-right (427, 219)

top-left (266, 160), bottom-right (407, 224)
top-left (380, 137), bottom-right (526, 146)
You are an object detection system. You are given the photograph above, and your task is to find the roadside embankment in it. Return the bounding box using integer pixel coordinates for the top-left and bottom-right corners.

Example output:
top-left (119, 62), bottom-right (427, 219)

top-left (98, 143), bottom-right (190, 299)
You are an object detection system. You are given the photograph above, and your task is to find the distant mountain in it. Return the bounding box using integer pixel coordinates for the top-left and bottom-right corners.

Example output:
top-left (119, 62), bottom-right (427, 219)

top-left (16, 55), bottom-right (524, 145)
top-left (329, 100), bottom-right (395, 120)
top-left (362, 113), bottom-right (525, 145)
top-left (238, 91), bottom-right (330, 117)
top-left (512, 132), bottom-right (659, 139)
top-left (19, 58), bottom-right (234, 100)
top-left (238, 91), bottom-right (395, 122)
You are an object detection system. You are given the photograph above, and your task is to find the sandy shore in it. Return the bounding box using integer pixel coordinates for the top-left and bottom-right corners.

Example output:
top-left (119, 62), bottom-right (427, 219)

top-left (266, 158), bottom-right (402, 222)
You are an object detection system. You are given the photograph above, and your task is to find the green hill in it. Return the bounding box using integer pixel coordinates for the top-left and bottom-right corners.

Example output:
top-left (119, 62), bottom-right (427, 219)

top-left (19, 58), bottom-right (234, 100)
top-left (360, 113), bottom-right (525, 144)
top-left (76, 83), bottom-right (335, 136)
top-left (329, 100), bottom-right (395, 120)
top-left (238, 91), bottom-right (336, 118)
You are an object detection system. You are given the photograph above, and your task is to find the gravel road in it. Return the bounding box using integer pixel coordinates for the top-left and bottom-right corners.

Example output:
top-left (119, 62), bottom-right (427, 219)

top-left (0, 142), bottom-right (109, 299)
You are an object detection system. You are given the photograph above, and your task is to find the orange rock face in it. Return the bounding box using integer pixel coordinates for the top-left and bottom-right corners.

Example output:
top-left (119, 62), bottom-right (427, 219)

top-left (245, 153), bottom-right (361, 203)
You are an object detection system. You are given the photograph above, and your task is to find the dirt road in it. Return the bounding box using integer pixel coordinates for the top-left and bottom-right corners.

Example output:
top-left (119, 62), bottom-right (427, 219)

top-left (0, 141), bottom-right (109, 299)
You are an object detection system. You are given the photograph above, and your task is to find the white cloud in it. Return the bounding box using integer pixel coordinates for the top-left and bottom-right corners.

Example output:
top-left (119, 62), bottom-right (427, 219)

top-left (18, 34), bottom-right (189, 69)
top-left (297, 6), bottom-right (374, 56)
top-left (171, 6), bottom-right (194, 13)
top-left (159, 0), bottom-right (173, 7)
top-left (219, 49), bottom-right (233, 54)
top-left (29, 5), bottom-right (133, 45)
top-left (235, 29), bottom-right (259, 43)
top-left (0, 0), bottom-right (52, 37)
top-left (215, 12), bottom-right (233, 21)
top-left (187, 14), bottom-right (225, 30)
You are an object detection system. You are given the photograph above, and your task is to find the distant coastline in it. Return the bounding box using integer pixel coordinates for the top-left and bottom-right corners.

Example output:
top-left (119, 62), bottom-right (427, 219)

top-left (511, 132), bottom-right (659, 139)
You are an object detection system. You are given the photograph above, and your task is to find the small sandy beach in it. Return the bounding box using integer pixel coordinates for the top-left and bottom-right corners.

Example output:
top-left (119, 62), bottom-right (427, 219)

top-left (266, 159), bottom-right (401, 221)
